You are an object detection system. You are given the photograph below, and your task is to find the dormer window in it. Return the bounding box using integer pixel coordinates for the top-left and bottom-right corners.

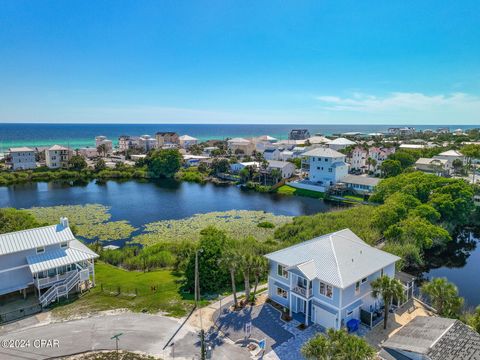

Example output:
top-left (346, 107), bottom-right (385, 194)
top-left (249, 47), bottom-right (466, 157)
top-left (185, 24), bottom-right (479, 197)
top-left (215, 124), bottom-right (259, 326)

top-left (36, 246), bottom-right (45, 254)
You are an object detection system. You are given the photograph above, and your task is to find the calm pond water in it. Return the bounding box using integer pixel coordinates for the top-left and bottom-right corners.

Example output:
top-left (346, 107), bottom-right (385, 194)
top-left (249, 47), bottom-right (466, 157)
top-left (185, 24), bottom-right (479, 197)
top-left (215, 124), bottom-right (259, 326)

top-left (0, 179), bottom-right (336, 227)
top-left (421, 228), bottom-right (480, 308)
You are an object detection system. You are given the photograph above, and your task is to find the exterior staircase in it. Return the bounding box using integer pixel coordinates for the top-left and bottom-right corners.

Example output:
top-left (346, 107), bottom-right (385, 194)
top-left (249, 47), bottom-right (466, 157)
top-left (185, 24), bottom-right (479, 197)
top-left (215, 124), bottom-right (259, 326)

top-left (39, 269), bottom-right (84, 307)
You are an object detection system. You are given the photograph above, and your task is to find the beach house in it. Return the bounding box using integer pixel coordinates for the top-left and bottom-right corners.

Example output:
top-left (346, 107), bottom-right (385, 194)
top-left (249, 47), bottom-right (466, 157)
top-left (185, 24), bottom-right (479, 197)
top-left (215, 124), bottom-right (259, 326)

top-left (155, 132), bottom-right (179, 147)
top-left (179, 135), bottom-right (199, 149)
top-left (45, 145), bottom-right (73, 169)
top-left (326, 137), bottom-right (356, 151)
top-left (0, 218), bottom-right (98, 308)
top-left (301, 147), bottom-right (349, 191)
top-left (6, 147), bottom-right (37, 170)
top-left (265, 229), bottom-right (400, 329)
top-left (227, 138), bottom-right (255, 155)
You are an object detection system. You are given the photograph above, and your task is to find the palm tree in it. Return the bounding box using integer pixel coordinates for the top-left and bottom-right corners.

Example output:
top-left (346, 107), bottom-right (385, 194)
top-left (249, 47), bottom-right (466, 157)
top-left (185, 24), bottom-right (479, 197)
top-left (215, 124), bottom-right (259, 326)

top-left (421, 277), bottom-right (464, 317)
top-left (240, 253), bottom-right (255, 305)
top-left (366, 157), bottom-right (377, 173)
top-left (371, 275), bottom-right (405, 329)
top-left (219, 250), bottom-right (241, 309)
top-left (270, 168), bottom-right (282, 184)
top-left (302, 329), bottom-right (375, 360)
top-left (251, 256), bottom-right (268, 303)
top-left (97, 143), bottom-right (108, 157)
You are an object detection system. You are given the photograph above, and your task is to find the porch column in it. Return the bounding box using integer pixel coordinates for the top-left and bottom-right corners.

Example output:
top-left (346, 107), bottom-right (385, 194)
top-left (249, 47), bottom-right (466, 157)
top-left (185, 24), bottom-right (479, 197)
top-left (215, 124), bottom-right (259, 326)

top-left (92, 260), bottom-right (96, 287)
top-left (305, 300), bottom-right (309, 326)
top-left (289, 273), bottom-right (293, 316)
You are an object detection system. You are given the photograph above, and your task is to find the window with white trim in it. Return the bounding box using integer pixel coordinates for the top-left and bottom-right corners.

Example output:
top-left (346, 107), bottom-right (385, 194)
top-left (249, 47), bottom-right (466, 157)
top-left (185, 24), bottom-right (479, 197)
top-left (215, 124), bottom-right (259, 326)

top-left (277, 264), bottom-right (288, 279)
top-left (319, 282), bottom-right (333, 298)
top-left (276, 287), bottom-right (288, 299)
top-left (361, 277), bottom-right (367, 284)
top-left (355, 281), bottom-right (360, 294)
top-left (36, 246), bottom-right (45, 254)
top-left (60, 242), bottom-right (68, 249)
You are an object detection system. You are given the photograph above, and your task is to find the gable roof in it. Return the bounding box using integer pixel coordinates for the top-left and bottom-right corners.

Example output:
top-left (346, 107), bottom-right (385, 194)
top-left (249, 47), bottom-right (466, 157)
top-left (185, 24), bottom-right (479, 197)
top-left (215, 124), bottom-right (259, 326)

top-left (267, 160), bottom-right (294, 169)
top-left (0, 224), bottom-right (76, 256)
top-left (9, 147), bottom-right (35, 152)
top-left (382, 316), bottom-right (480, 360)
top-left (228, 137), bottom-right (251, 143)
top-left (265, 229), bottom-right (399, 288)
top-left (179, 135), bottom-right (198, 141)
top-left (48, 144), bottom-right (70, 151)
top-left (302, 147), bottom-right (345, 158)
top-left (327, 137), bottom-right (356, 145)
top-left (438, 150), bottom-right (463, 157)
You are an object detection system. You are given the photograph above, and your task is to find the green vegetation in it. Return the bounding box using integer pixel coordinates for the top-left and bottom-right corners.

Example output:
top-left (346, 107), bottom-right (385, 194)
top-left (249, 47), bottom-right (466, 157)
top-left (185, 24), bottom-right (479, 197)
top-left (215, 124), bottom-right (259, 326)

top-left (133, 210), bottom-right (291, 245)
top-left (52, 262), bottom-right (195, 318)
top-left (275, 205), bottom-right (380, 246)
top-left (421, 277), bottom-right (464, 318)
top-left (466, 306), bottom-right (480, 334)
top-left (0, 165), bottom-right (148, 186)
top-left (301, 329), bottom-right (376, 360)
top-left (146, 149), bottom-right (182, 178)
top-left (27, 204), bottom-right (137, 241)
top-left (276, 185), bottom-right (325, 199)
top-left (174, 166), bottom-right (207, 183)
top-left (0, 208), bottom-right (44, 234)
top-left (274, 171), bottom-right (476, 271)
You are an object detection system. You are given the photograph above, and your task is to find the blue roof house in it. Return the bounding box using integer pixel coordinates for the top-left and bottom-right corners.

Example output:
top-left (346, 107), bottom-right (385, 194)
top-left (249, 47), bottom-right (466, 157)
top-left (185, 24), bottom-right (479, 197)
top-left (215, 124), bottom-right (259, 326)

top-left (265, 229), bottom-right (399, 329)
top-left (0, 217), bottom-right (98, 308)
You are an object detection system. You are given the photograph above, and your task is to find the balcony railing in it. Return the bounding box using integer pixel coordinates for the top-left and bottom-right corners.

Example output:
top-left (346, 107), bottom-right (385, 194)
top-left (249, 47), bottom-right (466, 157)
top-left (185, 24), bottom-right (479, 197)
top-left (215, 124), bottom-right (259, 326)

top-left (35, 269), bottom-right (78, 289)
top-left (292, 286), bottom-right (312, 298)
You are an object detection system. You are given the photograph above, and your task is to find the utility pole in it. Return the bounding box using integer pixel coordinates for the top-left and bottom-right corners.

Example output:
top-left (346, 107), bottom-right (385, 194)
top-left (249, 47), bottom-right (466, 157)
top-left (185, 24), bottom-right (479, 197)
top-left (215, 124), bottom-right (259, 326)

top-left (194, 248), bottom-right (205, 360)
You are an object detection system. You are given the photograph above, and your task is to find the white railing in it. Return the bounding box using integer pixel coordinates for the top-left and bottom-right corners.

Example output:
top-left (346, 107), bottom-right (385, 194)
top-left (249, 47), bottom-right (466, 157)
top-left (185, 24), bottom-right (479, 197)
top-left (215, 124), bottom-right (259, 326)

top-left (35, 269), bottom-right (78, 289)
top-left (39, 270), bottom-right (81, 307)
top-left (292, 286), bottom-right (311, 298)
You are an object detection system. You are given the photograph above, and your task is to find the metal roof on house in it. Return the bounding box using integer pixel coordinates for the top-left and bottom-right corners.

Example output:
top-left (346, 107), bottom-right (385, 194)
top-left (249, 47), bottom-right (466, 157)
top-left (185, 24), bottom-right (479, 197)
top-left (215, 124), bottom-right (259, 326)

top-left (382, 316), bottom-right (480, 360)
top-left (48, 144), bottom-right (70, 151)
top-left (179, 135), bottom-right (198, 141)
top-left (267, 160), bottom-right (294, 169)
top-left (327, 137), bottom-right (356, 145)
top-left (302, 147), bottom-right (345, 158)
top-left (341, 174), bottom-right (381, 187)
top-left (415, 158), bottom-right (448, 165)
top-left (27, 239), bottom-right (98, 273)
top-left (438, 150), bottom-right (463, 157)
top-left (228, 137), bottom-right (251, 143)
top-left (265, 229), bottom-right (399, 289)
top-left (0, 224), bottom-right (76, 256)
top-left (8, 147), bottom-right (35, 152)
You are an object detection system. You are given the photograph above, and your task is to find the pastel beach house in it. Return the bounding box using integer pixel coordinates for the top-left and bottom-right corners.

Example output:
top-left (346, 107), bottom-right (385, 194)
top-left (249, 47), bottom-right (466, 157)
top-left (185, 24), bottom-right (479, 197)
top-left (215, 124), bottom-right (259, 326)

top-left (0, 218), bottom-right (98, 308)
top-left (6, 147), bottom-right (37, 170)
top-left (301, 147), bottom-right (349, 191)
top-left (265, 229), bottom-right (399, 329)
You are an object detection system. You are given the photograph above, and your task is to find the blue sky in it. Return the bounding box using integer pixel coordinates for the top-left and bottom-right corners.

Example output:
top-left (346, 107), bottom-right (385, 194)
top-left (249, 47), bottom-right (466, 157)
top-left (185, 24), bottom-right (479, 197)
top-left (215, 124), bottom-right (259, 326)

top-left (0, 0), bottom-right (479, 124)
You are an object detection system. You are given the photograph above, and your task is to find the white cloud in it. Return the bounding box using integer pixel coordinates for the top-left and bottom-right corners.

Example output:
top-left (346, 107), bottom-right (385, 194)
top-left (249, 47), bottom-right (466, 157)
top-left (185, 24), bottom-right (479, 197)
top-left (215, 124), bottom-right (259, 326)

top-left (316, 92), bottom-right (480, 114)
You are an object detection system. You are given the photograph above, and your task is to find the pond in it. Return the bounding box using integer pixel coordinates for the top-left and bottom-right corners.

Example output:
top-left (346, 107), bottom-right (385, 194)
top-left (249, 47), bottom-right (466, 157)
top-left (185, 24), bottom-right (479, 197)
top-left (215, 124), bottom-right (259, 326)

top-left (0, 179), bottom-right (338, 227)
top-left (420, 228), bottom-right (480, 308)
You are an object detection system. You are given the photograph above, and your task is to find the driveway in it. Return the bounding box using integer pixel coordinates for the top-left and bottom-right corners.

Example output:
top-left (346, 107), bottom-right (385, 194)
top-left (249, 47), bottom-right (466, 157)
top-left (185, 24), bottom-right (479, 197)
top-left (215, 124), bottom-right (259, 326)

top-left (0, 312), bottom-right (250, 360)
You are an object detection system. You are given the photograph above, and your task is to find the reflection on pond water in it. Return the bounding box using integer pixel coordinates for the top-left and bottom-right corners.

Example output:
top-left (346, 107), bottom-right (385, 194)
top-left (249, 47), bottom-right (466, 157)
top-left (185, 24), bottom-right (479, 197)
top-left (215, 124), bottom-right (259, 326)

top-left (419, 227), bottom-right (480, 307)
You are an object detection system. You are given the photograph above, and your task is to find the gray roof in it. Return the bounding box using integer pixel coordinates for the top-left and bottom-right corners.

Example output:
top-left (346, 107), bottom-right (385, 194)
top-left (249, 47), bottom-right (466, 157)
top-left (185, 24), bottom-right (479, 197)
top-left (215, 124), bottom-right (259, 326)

top-left (302, 147), bottom-right (345, 158)
top-left (48, 144), bottom-right (70, 151)
top-left (382, 316), bottom-right (480, 359)
top-left (267, 160), bottom-right (294, 169)
top-left (0, 224), bottom-right (76, 256)
top-left (27, 239), bottom-right (98, 273)
top-left (327, 137), bottom-right (356, 145)
top-left (265, 229), bottom-right (399, 288)
top-left (8, 147), bottom-right (35, 152)
top-left (341, 174), bottom-right (381, 187)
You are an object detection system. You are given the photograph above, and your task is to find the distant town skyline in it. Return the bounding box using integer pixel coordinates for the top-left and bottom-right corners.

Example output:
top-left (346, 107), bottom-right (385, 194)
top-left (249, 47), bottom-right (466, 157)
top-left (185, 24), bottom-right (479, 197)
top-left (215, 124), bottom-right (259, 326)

top-left (1, 1), bottom-right (479, 125)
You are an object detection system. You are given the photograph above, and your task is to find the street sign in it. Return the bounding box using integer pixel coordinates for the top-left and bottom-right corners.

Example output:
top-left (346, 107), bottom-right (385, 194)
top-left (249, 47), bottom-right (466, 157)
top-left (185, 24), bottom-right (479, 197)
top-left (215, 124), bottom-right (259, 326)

top-left (111, 333), bottom-right (123, 340)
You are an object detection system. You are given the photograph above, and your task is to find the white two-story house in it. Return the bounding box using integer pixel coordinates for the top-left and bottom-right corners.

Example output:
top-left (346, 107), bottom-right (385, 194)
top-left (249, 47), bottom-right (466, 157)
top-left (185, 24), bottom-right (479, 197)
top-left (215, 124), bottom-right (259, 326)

top-left (265, 229), bottom-right (399, 329)
top-left (302, 147), bottom-right (349, 191)
top-left (0, 217), bottom-right (98, 308)
top-left (7, 147), bottom-right (37, 170)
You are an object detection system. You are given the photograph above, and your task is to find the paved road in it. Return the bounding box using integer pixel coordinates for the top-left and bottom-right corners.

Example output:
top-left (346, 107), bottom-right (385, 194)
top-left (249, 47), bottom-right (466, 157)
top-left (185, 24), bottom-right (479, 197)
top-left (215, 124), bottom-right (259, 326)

top-left (0, 313), bottom-right (250, 360)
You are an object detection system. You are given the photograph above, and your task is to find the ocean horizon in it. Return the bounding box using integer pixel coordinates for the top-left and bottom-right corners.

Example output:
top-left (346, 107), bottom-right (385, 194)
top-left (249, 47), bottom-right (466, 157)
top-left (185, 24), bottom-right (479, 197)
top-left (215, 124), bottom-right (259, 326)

top-left (0, 123), bottom-right (477, 151)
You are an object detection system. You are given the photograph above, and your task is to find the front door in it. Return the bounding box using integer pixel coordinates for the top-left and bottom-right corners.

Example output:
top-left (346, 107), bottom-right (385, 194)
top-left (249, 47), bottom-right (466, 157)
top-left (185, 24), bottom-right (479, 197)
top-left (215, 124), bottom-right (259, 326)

top-left (297, 298), bottom-right (306, 313)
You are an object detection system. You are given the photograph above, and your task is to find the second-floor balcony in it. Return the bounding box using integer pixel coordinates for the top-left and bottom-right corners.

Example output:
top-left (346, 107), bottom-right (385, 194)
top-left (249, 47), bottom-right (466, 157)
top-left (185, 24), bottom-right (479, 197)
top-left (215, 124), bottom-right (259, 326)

top-left (292, 285), bottom-right (312, 298)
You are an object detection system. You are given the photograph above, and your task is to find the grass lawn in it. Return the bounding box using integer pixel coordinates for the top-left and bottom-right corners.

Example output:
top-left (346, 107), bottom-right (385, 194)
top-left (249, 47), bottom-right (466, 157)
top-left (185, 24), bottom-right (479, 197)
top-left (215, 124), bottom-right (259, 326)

top-left (276, 185), bottom-right (325, 199)
top-left (52, 262), bottom-right (199, 319)
top-left (343, 195), bottom-right (365, 202)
